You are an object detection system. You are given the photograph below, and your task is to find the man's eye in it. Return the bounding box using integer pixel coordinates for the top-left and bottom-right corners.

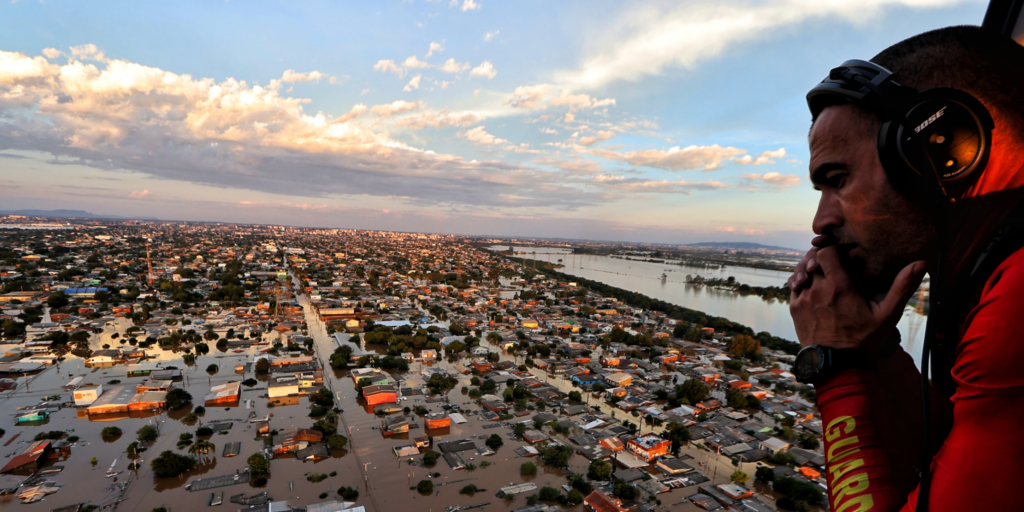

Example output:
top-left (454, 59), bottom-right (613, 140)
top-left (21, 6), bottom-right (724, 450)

top-left (825, 173), bottom-right (847, 189)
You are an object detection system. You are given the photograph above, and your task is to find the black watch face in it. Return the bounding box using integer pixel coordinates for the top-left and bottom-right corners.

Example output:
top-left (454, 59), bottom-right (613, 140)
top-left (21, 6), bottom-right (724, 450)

top-left (795, 347), bottom-right (823, 382)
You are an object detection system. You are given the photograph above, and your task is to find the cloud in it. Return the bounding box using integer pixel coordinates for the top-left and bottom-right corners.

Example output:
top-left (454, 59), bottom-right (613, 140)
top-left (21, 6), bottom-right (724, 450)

top-left (743, 228), bottom-right (765, 235)
top-left (552, 0), bottom-right (970, 91)
top-left (336, 104), bottom-right (368, 123)
top-left (0, 47), bottom-right (612, 211)
top-left (506, 84), bottom-right (552, 109)
top-left (469, 61), bottom-right (497, 79)
top-left (458, 125), bottom-right (507, 145)
top-left (741, 171), bottom-right (800, 188)
top-left (280, 69), bottom-right (327, 83)
top-left (589, 175), bottom-right (729, 194)
top-left (129, 189), bottom-right (151, 199)
top-left (716, 226), bottom-right (737, 232)
top-left (578, 130), bottom-right (616, 146)
top-left (397, 109), bottom-right (481, 130)
top-left (549, 92), bottom-right (616, 111)
top-left (591, 144), bottom-right (747, 171)
top-left (402, 56), bottom-right (431, 69)
top-left (439, 58), bottom-right (470, 74)
top-left (373, 59), bottom-right (405, 77)
top-left (426, 41), bottom-right (444, 58)
top-left (403, 74), bottom-right (422, 92)
top-left (484, 30), bottom-right (500, 42)
top-left (540, 127), bottom-right (558, 135)
top-left (69, 44), bottom-right (106, 62)
top-left (736, 147), bottom-right (786, 165)
top-left (42, 48), bottom-right (62, 59)
top-left (370, 100), bottom-right (424, 118)
top-left (460, 0), bottom-right (480, 11)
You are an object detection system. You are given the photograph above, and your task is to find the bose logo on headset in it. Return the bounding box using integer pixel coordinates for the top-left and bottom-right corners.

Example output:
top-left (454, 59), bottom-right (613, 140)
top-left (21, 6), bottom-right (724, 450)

top-left (914, 106), bottom-right (947, 134)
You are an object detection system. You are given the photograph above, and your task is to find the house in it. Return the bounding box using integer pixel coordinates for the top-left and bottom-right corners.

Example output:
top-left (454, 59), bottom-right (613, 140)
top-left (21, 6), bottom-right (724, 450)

top-left (420, 349), bottom-right (438, 360)
top-left (73, 384), bottom-right (104, 406)
top-left (604, 372), bottom-right (632, 388)
top-left (626, 434), bottom-right (671, 462)
top-left (583, 491), bottom-right (627, 512)
top-left (760, 437), bottom-right (790, 456)
top-left (86, 385), bottom-right (137, 415)
top-left (0, 441), bottom-right (56, 474)
top-left (471, 360), bottom-right (492, 373)
top-left (268, 377), bottom-right (300, 398)
top-left (85, 349), bottom-right (124, 367)
top-left (206, 381), bottom-right (242, 404)
top-left (295, 443), bottom-right (331, 461)
top-left (599, 437), bottom-right (624, 452)
top-left (728, 380), bottom-right (752, 391)
top-left (272, 428), bottom-right (324, 455)
top-left (425, 412), bottom-right (451, 429)
top-left (717, 483), bottom-right (754, 500)
top-left (362, 385), bottom-right (398, 406)
top-left (571, 374), bottom-right (604, 388)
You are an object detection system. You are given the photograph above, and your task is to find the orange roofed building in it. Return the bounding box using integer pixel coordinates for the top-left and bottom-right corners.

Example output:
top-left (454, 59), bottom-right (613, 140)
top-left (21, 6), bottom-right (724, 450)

top-left (584, 491), bottom-right (627, 512)
top-left (362, 384), bottom-right (398, 406)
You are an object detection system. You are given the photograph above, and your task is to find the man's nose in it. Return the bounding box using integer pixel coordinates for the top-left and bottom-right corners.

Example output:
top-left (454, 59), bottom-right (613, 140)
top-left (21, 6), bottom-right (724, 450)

top-left (812, 194), bottom-right (843, 236)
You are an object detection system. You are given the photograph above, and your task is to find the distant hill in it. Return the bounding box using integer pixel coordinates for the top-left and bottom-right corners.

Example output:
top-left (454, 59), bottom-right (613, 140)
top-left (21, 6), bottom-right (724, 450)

top-left (0, 209), bottom-right (157, 220)
top-left (685, 241), bottom-right (799, 252)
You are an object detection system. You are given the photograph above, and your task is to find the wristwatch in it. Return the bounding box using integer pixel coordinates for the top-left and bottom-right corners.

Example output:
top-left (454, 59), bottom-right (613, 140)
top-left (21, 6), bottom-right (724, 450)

top-left (793, 345), bottom-right (875, 385)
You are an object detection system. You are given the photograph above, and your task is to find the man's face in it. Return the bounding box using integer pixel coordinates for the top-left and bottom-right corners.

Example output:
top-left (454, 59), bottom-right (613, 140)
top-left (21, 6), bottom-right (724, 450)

top-left (809, 104), bottom-right (935, 292)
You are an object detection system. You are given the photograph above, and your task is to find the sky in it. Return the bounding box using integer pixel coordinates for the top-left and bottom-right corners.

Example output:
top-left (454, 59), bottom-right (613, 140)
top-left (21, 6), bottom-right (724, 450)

top-left (0, 0), bottom-right (989, 249)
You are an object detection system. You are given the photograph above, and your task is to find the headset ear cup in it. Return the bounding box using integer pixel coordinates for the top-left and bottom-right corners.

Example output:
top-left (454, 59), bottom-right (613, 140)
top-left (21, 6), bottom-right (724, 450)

top-left (877, 118), bottom-right (924, 199)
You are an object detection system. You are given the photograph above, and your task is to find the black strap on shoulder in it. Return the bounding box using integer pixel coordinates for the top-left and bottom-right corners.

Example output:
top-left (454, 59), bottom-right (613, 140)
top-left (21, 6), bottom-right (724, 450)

top-left (969, 200), bottom-right (1024, 288)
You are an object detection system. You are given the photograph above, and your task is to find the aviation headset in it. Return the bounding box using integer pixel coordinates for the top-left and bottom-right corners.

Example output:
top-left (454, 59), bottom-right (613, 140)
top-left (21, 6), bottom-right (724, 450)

top-left (807, 59), bottom-right (994, 203)
top-left (806, 61), bottom-right (995, 512)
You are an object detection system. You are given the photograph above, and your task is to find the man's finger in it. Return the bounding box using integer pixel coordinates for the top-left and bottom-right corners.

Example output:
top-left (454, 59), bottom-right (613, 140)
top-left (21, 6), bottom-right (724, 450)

top-left (814, 246), bottom-right (850, 287)
top-left (876, 260), bottom-right (927, 321)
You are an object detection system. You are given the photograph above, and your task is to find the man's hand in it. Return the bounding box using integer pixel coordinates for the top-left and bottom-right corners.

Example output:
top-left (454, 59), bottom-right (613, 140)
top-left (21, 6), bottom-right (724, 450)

top-left (789, 245), bottom-right (926, 354)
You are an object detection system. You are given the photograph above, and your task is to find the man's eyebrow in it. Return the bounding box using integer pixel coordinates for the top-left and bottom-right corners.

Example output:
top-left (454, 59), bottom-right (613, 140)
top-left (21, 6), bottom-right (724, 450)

top-left (810, 162), bottom-right (847, 190)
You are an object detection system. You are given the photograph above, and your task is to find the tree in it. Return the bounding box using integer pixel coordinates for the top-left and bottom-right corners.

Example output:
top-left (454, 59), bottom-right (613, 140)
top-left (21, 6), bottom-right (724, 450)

top-left (255, 358), bottom-right (270, 374)
top-left (568, 390), bottom-right (583, 403)
top-left (774, 477), bottom-right (823, 505)
top-left (459, 484), bottom-right (479, 495)
top-left (676, 379), bottom-right (709, 405)
top-left (755, 466), bottom-right (776, 483)
top-left (730, 470), bottom-right (749, 484)
top-left (247, 453), bottom-right (270, 475)
top-left (520, 462), bottom-right (538, 476)
top-left (513, 423), bottom-right (527, 438)
top-left (485, 433), bottom-right (504, 451)
top-left (416, 480), bottom-right (434, 493)
top-left (189, 440), bottom-right (216, 462)
top-left (47, 292), bottom-right (69, 309)
top-left (538, 487), bottom-right (560, 501)
top-left (612, 480), bottom-right (639, 500)
top-left (150, 450), bottom-right (197, 478)
top-left (327, 434), bottom-right (348, 449)
top-left (662, 422), bottom-right (691, 455)
top-left (338, 487), bottom-right (359, 500)
top-left (101, 426), bottom-right (122, 440)
top-left (312, 418), bottom-right (338, 437)
top-left (423, 450), bottom-right (440, 466)
top-left (588, 459), bottom-right (613, 481)
top-left (542, 445), bottom-right (573, 468)
top-left (166, 388), bottom-right (193, 410)
top-left (567, 489), bottom-right (583, 505)
top-left (137, 425), bottom-right (159, 443)
top-left (798, 434), bottom-right (820, 450)
top-left (726, 390), bottom-right (748, 409)
top-left (727, 334), bottom-right (761, 358)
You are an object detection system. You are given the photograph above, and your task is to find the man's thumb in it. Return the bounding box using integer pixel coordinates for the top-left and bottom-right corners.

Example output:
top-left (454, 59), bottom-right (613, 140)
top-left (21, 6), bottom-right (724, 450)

top-left (878, 260), bottom-right (927, 320)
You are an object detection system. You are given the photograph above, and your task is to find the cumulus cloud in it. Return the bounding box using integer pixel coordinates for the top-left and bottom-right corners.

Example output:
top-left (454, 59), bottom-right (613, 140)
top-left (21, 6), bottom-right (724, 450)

top-left (469, 61), bottom-right (497, 79)
top-left (741, 172), bottom-right (800, 188)
top-left (280, 69), bottom-right (326, 83)
top-left (373, 59), bottom-right (405, 77)
top-left (484, 30), bottom-right (500, 42)
top-left (402, 56), bottom-right (431, 69)
top-left (440, 58), bottom-right (470, 74)
top-left (736, 147), bottom-right (786, 165)
top-left (549, 92), bottom-right (616, 111)
top-left (578, 130), bottom-right (616, 146)
top-left (506, 84), bottom-right (552, 109)
top-left (458, 126), bottom-right (507, 145)
top-left (0, 47), bottom-right (610, 210)
top-left (70, 44), bottom-right (106, 62)
top-left (426, 41), bottom-right (444, 58)
top-left (42, 48), bottom-right (62, 59)
top-left (403, 74), bottom-right (422, 92)
top-left (460, 0), bottom-right (480, 11)
top-left (397, 109), bottom-right (481, 130)
top-left (591, 144), bottom-right (747, 171)
top-left (370, 100), bottom-right (424, 118)
top-left (129, 189), bottom-right (151, 199)
top-left (589, 175), bottom-right (728, 194)
top-left (554, 0), bottom-right (970, 90)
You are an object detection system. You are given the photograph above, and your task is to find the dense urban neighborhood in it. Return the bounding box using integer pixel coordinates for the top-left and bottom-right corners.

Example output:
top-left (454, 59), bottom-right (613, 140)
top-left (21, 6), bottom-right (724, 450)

top-left (0, 216), bottom-right (827, 512)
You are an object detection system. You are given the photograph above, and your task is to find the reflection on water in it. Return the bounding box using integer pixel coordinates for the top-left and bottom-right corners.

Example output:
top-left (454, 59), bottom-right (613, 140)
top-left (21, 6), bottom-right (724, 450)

top-left (494, 245), bottom-right (928, 370)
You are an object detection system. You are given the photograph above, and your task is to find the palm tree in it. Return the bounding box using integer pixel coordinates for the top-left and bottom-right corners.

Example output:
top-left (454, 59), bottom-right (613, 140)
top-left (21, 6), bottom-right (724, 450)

top-left (189, 440), bottom-right (216, 463)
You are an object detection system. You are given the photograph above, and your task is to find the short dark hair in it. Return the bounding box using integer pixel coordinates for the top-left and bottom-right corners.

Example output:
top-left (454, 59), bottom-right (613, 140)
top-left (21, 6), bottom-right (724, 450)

top-left (872, 25), bottom-right (1024, 141)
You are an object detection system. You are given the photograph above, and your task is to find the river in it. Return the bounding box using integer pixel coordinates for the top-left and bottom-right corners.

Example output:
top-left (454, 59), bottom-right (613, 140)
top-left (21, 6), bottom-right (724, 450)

top-left (491, 246), bottom-right (929, 370)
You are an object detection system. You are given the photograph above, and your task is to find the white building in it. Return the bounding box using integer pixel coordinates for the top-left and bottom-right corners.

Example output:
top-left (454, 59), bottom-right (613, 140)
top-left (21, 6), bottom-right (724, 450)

top-left (73, 384), bottom-right (104, 406)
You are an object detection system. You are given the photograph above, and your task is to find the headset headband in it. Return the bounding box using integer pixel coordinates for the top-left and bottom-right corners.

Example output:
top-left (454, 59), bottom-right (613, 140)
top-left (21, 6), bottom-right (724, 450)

top-left (806, 59), bottom-right (918, 120)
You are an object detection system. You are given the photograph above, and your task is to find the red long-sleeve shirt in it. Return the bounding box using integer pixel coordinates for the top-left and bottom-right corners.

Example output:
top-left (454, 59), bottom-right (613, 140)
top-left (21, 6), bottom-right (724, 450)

top-left (815, 247), bottom-right (1024, 511)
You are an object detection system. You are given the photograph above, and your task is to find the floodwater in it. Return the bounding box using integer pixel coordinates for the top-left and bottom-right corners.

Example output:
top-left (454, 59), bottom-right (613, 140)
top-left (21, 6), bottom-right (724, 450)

top-left (493, 246), bottom-right (930, 369)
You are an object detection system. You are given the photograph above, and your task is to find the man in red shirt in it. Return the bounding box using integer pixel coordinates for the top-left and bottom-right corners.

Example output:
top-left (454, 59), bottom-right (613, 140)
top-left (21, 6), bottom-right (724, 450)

top-left (788, 26), bottom-right (1024, 511)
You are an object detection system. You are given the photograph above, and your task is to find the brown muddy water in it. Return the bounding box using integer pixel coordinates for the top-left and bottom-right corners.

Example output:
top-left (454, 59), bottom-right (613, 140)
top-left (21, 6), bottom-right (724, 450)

top-left (0, 298), bottom-right (775, 512)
